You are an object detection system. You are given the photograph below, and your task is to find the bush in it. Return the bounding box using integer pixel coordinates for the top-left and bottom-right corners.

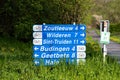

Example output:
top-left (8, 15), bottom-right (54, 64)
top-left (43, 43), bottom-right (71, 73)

top-left (14, 20), bottom-right (33, 42)
top-left (86, 35), bottom-right (102, 58)
top-left (86, 42), bottom-right (102, 58)
top-left (110, 23), bottom-right (120, 33)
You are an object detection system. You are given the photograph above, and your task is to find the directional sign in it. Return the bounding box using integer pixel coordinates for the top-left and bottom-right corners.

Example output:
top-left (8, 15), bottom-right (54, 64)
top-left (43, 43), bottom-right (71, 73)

top-left (33, 45), bottom-right (86, 52)
top-left (33, 32), bottom-right (86, 39)
top-left (33, 24), bottom-right (86, 66)
top-left (33, 39), bottom-right (86, 45)
top-left (45, 32), bottom-right (86, 38)
top-left (33, 51), bottom-right (86, 59)
top-left (33, 52), bottom-right (76, 58)
top-left (33, 58), bottom-right (77, 66)
top-left (33, 45), bottom-right (76, 52)
top-left (42, 24), bottom-right (86, 32)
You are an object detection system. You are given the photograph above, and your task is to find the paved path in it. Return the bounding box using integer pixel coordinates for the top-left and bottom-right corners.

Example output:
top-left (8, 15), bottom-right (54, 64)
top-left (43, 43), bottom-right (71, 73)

top-left (88, 30), bottom-right (120, 61)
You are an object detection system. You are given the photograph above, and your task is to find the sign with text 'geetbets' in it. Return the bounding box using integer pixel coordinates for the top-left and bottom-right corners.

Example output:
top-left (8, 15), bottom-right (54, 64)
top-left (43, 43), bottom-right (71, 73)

top-left (33, 24), bottom-right (86, 66)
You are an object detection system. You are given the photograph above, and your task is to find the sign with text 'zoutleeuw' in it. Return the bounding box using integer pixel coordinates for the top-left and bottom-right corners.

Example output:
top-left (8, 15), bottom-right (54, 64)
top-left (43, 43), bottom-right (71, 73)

top-left (33, 24), bottom-right (86, 66)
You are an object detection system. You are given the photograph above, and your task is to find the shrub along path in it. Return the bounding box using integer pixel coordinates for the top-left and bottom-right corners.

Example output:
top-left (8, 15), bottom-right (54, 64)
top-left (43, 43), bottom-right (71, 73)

top-left (88, 29), bottom-right (120, 63)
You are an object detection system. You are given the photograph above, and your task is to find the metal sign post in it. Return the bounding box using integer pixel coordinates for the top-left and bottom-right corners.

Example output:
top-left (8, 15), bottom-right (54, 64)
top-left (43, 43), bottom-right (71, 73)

top-left (100, 20), bottom-right (110, 62)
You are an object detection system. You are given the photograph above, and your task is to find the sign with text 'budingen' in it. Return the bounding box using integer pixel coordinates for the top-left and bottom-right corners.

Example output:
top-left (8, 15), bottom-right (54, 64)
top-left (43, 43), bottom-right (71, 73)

top-left (33, 24), bottom-right (86, 66)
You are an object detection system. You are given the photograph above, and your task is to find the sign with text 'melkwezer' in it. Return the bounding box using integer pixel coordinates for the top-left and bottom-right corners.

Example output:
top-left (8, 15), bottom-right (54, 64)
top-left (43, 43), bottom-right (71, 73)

top-left (33, 24), bottom-right (86, 66)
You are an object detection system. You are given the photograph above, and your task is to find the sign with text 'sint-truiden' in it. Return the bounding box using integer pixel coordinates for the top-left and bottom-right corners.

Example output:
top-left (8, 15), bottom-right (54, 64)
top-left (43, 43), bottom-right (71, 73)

top-left (33, 24), bottom-right (86, 66)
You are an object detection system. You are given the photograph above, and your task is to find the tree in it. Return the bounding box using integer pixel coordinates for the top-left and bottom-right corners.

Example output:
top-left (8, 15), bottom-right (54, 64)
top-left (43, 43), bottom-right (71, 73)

top-left (93, 0), bottom-right (120, 24)
top-left (0, 0), bottom-right (43, 41)
top-left (0, 0), bottom-right (94, 41)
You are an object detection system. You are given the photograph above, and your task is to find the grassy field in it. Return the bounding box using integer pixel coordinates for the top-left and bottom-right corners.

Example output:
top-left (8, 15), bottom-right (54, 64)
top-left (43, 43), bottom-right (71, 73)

top-left (0, 35), bottom-right (120, 80)
top-left (110, 33), bottom-right (120, 44)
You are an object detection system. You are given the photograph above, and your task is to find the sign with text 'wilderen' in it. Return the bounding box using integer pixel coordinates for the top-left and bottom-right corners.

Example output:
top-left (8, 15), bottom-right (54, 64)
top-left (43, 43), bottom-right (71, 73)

top-left (33, 24), bottom-right (86, 66)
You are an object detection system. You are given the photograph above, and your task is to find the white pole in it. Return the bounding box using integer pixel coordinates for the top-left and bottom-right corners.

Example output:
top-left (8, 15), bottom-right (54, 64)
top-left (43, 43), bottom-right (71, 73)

top-left (103, 44), bottom-right (107, 62)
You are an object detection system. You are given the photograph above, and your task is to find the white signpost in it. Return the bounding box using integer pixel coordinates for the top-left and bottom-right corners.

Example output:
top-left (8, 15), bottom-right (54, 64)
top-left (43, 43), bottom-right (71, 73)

top-left (100, 20), bottom-right (110, 62)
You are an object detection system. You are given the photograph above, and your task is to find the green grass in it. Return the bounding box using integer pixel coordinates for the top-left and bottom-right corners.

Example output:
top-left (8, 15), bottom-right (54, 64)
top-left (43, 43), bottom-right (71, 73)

top-left (110, 33), bottom-right (120, 44)
top-left (0, 36), bottom-right (120, 80)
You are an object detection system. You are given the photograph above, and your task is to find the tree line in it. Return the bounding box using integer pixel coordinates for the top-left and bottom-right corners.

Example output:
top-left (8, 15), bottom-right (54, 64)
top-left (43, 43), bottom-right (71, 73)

top-left (1, 0), bottom-right (119, 41)
top-left (0, 0), bottom-right (93, 41)
top-left (94, 0), bottom-right (120, 24)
